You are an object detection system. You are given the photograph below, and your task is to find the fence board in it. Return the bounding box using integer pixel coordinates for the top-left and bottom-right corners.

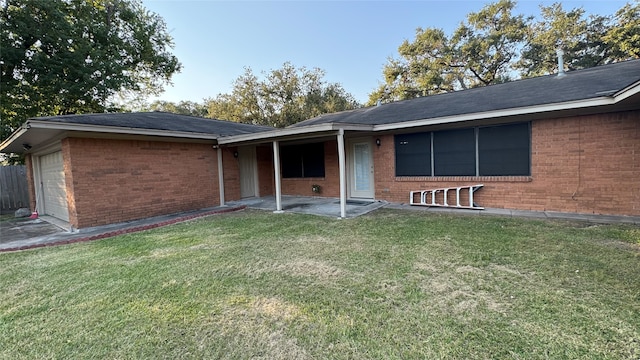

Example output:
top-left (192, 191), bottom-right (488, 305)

top-left (0, 165), bottom-right (30, 213)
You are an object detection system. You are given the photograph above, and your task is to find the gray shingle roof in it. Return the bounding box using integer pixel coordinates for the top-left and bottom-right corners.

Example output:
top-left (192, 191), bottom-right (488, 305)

top-left (33, 112), bottom-right (274, 137)
top-left (292, 59), bottom-right (640, 127)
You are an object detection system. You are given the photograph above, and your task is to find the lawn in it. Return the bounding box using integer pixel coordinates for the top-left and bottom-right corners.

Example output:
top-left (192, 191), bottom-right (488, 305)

top-left (1, 209), bottom-right (638, 359)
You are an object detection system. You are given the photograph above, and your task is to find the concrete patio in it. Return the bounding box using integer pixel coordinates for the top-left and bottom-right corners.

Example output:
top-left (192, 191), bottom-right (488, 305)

top-left (227, 195), bottom-right (387, 219)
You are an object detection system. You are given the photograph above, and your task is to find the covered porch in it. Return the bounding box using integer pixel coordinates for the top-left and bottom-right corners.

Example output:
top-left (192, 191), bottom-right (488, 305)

top-left (216, 124), bottom-right (379, 218)
top-left (227, 195), bottom-right (386, 219)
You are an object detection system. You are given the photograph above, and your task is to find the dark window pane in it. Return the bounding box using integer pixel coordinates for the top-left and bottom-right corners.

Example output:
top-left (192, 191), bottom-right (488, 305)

top-left (281, 142), bottom-right (325, 178)
top-left (395, 132), bottom-right (431, 176)
top-left (479, 123), bottom-right (530, 176)
top-left (303, 143), bottom-right (325, 177)
top-left (433, 128), bottom-right (476, 176)
top-left (281, 148), bottom-right (302, 178)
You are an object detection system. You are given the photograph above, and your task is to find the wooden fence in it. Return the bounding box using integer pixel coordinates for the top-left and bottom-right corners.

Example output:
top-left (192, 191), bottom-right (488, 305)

top-left (1, 165), bottom-right (30, 213)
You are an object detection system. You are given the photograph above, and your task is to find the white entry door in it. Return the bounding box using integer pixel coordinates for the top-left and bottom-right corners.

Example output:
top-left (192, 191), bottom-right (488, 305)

top-left (39, 151), bottom-right (69, 221)
top-left (238, 146), bottom-right (258, 198)
top-left (348, 139), bottom-right (374, 199)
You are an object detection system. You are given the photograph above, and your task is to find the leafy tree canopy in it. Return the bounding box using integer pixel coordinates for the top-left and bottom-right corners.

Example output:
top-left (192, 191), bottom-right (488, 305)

top-left (1, 0), bottom-right (181, 142)
top-left (369, 0), bottom-right (639, 105)
top-left (145, 100), bottom-right (207, 117)
top-left (205, 62), bottom-right (360, 128)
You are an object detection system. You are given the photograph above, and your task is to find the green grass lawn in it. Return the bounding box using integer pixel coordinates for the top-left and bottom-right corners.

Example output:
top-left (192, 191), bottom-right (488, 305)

top-left (1, 209), bottom-right (639, 359)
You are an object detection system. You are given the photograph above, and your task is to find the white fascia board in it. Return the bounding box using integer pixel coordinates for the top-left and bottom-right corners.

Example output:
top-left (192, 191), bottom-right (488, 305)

top-left (217, 123), bottom-right (372, 145)
top-left (0, 126), bottom-right (28, 152)
top-left (372, 96), bottom-right (617, 132)
top-left (613, 79), bottom-right (640, 102)
top-left (26, 120), bottom-right (219, 140)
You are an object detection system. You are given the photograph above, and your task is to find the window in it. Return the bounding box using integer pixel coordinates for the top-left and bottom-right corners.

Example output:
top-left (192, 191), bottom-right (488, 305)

top-left (478, 123), bottom-right (530, 176)
top-left (433, 128), bottom-right (476, 176)
top-left (395, 132), bottom-right (431, 176)
top-left (394, 122), bottom-right (531, 177)
top-left (281, 142), bottom-right (325, 178)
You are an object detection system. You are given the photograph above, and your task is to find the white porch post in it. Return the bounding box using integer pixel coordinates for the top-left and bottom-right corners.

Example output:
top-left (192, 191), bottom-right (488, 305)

top-left (217, 147), bottom-right (225, 206)
top-left (272, 140), bottom-right (283, 213)
top-left (337, 128), bottom-right (347, 218)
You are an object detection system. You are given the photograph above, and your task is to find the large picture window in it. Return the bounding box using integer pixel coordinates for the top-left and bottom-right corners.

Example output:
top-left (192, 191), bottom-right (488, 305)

top-left (395, 132), bottom-right (431, 176)
top-left (281, 142), bottom-right (325, 178)
top-left (433, 128), bottom-right (476, 176)
top-left (394, 122), bottom-right (531, 177)
top-left (478, 123), bottom-right (530, 176)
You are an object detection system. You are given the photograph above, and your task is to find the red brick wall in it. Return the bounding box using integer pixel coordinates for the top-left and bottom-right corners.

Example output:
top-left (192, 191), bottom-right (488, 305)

top-left (65, 138), bottom-right (220, 228)
top-left (222, 147), bottom-right (240, 202)
top-left (281, 140), bottom-right (341, 197)
top-left (257, 145), bottom-right (274, 196)
top-left (373, 110), bottom-right (640, 216)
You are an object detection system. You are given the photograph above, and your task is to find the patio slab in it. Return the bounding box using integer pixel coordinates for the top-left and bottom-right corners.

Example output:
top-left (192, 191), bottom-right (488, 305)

top-left (227, 196), bottom-right (387, 219)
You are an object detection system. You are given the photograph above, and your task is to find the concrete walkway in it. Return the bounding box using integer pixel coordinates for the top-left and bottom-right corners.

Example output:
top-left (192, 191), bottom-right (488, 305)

top-left (385, 203), bottom-right (640, 225)
top-left (2, 196), bottom-right (638, 253)
top-left (0, 205), bottom-right (246, 252)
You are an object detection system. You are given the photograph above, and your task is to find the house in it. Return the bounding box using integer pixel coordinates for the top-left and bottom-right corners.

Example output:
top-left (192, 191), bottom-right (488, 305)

top-left (0, 112), bottom-right (274, 229)
top-left (1, 59), bottom-right (639, 229)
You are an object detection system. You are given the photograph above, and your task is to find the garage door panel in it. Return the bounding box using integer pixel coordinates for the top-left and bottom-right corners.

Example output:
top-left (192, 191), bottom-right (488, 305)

top-left (39, 151), bottom-right (69, 222)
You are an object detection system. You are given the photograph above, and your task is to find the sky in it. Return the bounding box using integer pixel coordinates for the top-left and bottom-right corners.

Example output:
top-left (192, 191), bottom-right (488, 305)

top-left (141, 0), bottom-right (630, 105)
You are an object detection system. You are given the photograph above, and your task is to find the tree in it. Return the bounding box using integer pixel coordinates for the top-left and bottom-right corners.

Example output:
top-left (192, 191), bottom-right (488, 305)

top-left (603, 1), bottom-right (640, 59)
top-left (369, 0), bottom-right (527, 104)
top-left (369, 1), bottom-right (639, 105)
top-left (206, 63), bottom-right (360, 128)
top-left (1, 0), bottom-right (181, 143)
top-left (146, 100), bottom-right (207, 117)
top-left (517, 3), bottom-right (614, 76)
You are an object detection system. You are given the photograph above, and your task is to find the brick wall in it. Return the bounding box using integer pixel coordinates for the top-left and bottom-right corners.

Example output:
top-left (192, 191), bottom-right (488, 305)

top-left (256, 145), bottom-right (274, 196)
top-left (65, 138), bottom-right (220, 228)
top-left (221, 147), bottom-right (240, 202)
top-left (373, 110), bottom-right (640, 216)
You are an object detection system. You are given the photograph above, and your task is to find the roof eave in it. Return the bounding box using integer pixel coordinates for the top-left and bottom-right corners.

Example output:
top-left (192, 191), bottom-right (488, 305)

top-left (0, 126), bottom-right (28, 153)
top-left (217, 123), bottom-right (373, 145)
top-left (372, 96), bottom-right (620, 132)
top-left (25, 120), bottom-right (220, 140)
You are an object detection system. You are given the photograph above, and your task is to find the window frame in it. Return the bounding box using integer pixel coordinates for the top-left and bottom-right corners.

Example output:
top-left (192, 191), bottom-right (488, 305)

top-left (394, 122), bottom-right (531, 177)
top-left (280, 142), bottom-right (326, 179)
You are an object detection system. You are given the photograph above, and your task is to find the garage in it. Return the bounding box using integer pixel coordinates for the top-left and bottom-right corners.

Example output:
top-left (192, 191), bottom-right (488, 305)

top-left (38, 151), bottom-right (69, 222)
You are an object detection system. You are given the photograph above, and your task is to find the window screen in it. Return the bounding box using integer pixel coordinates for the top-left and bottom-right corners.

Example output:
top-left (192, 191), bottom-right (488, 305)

top-left (433, 128), bottom-right (476, 176)
top-left (395, 132), bottom-right (431, 176)
top-left (478, 123), bottom-right (530, 176)
top-left (281, 142), bottom-right (325, 178)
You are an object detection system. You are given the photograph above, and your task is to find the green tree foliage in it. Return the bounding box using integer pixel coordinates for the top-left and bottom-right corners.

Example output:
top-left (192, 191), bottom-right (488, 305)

top-left (604, 2), bottom-right (640, 59)
top-left (369, 0), bottom-right (639, 105)
top-left (1, 0), bottom-right (181, 142)
top-left (206, 63), bottom-right (360, 128)
top-left (370, 0), bottom-right (527, 104)
top-left (518, 4), bottom-right (611, 76)
top-left (146, 100), bottom-right (207, 117)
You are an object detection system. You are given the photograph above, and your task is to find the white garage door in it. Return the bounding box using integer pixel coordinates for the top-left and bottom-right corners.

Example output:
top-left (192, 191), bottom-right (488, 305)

top-left (39, 151), bottom-right (69, 222)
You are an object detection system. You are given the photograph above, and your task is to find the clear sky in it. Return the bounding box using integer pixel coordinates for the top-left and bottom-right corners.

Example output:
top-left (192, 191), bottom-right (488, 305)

top-left (141, 0), bottom-right (630, 105)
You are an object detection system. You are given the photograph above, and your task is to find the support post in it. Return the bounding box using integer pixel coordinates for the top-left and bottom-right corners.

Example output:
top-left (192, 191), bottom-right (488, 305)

top-left (337, 129), bottom-right (347, 218)
top-left (272, 140), bottom-right (283, 213)
top-left (217, 147), bottom-right (225, 206)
